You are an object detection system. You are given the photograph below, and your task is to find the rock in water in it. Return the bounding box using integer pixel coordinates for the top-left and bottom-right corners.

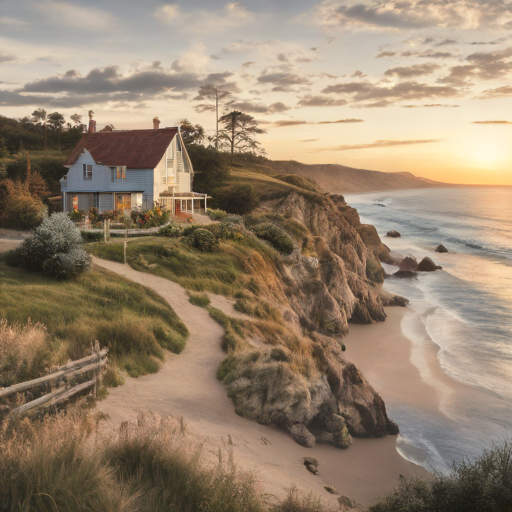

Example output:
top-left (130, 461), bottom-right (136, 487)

top-left (386, 230), bottom-right (401, 238)
top-left (393, 270), bottom-right (418, 279)
top-left (435, 244), bottom-right (448, 253)
top-left (418, 256), bottom-right (442, 271)
top-left (399, 256), bottom-right (418, 271)
top-left (290, 423), bottom-right (315, 448)
top-left (303, 456), bottom-right (319, 467)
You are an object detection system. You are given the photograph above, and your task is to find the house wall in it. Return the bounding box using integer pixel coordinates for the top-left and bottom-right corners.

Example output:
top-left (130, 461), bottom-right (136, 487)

top-left (61, 149), bottom-right (154, 212)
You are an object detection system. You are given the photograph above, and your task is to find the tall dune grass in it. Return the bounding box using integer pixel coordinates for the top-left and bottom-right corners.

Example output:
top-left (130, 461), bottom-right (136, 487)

top-left (0, 410), bottom-right (325, 512)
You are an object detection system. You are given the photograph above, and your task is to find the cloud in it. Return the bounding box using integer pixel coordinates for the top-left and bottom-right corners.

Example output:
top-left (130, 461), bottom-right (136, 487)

top-left (297, 95), bottom-right (349, 107)
top-left (376, 51), bottom-right (397, 58)
top-left (317, 118), bottom-right (364, 123)
top-left (0, 17), bottom-right (27, 27)
top-left (301, 139), bottom-right (319, 142)
top-left (472, 120), bottom-right (512, 123)
top-left (257, 71), bottom-right (311, 87)
top-left (242, 61), bottom-right (256, 67)
top-left (35, 1), bottom-right (117, 31)
top-left (0, 54), bottom-right (16, 64)
top-left (271, 120), bottom-right (308, 127)
top-left (155, 2), bottom-right (255, 33)
top-left (316, 139), bottom-right (440, 152)
top-left (402, 103), bottom-right (460, 107)
top-left (476, 85), bottom-right (512, 98)
top-left (322, 80), bottom-right (459, 106)
top-left (308, 0), bottom-right (512, 31)
top-left (226, 100), bottom-right (291, 114)
top-left (384, 63), bottom-right (440, 78)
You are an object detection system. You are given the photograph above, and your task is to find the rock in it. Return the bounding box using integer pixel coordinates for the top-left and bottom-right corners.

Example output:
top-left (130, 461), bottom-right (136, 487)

top-left (399, 256), bottom-right (418, 271)
top-left (435, 244), bottom-right (448, 253)
top-left (357, 224), bottom-right (396, 265)
top-left (386, 419), bottom-right (400, 435)
top-left (338, 495), bottom-right (355, 509)
top-left (379, 289), bottom-right (409, 307)
top-left (324, 485), bottom-right (338, 494)
top-left (417, 256), bottom-right (442, 272)
top-left (303, 456), bottom-right (319, 466)
top-left (393, 270), bottom-right (417, 279)
top-left (386, 230), bottom-right (401, 238)
top-left (290, 423), bottom-right (316, 448)
top-left (306, 463), bottom-right (319, 475)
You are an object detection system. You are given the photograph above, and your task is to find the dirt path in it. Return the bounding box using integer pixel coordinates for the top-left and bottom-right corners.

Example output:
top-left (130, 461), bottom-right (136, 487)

top-left (93, 256), bottom-right (428, 509)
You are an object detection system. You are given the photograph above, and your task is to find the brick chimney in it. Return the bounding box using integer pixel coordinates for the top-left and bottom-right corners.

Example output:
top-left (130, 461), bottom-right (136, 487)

top-left (88, 110), bottom-right (96, 133)
top-left (153, 117), bottom-right (160, 130)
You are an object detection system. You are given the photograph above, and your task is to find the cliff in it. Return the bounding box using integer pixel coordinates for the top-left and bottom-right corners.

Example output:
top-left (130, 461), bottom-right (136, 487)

top-left (217, 191), bottom-right (401, 448)
top-left (271, 160), bottom-right (445, 194)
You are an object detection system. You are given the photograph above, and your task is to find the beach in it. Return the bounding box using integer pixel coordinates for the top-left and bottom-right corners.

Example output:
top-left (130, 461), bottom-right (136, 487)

top-left (94, 257), bottom-right (429, 509)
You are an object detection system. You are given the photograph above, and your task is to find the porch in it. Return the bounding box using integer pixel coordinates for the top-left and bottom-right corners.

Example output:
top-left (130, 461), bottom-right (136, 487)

top-left (158, 191), bottom-right (209, 217)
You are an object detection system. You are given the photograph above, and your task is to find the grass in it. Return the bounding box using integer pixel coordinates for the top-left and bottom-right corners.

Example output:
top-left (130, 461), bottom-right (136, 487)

top-left (188, 293), bottom-right (211, 308)
top-left (0, 409), bottom-right (329, 512)
top-left (0, 263), bottom-right (188, 382)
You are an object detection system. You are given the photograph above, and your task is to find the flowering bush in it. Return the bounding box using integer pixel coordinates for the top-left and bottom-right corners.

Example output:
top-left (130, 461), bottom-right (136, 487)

top-left (132, 207), bottom-right (170, 228)
top-left (12, 213), bottom-right (91, 279)
top-left (0, 179), bottom-right (47, 230)
top-left (68, 209), bottom-right (85, 222)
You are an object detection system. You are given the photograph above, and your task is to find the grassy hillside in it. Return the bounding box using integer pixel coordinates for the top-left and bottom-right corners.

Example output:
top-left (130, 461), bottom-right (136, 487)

top-left (0, 263), bottom-right (188, 385)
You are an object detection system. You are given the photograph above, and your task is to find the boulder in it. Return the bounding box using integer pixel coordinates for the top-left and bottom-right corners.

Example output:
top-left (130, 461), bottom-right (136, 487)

top-left (303, 456), bottom-right (319, 467)
top-left (306, 463), bottom-right (319, 475)
top-left (393, 270), bottom-right (417, 279)
top-left (290, 423), bottom-right (315, 448)
top-left (417, 257), bottom-right (442, 272)
top-left (386, 230), bottom-right (401, 238)
top-left (435, 244), bottom-right (448, 253)
top-left (399, 256), bottom-right (418, 271)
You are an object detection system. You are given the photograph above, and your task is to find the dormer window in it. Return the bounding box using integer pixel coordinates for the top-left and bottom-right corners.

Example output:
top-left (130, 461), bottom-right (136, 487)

top-left (111, 166), bottom-right (126, 182)
top-left (83, 164), bottom-right (92, 180)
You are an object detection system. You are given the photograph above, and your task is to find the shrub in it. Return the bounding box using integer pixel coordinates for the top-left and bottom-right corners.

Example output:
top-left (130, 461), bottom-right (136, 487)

top-left (0, 179), bottom-right (47, 230)
top-left (252, 223), bottom-right (295, 255)
top-left (206, 208), bottom-right (227, 221)
top-left (42, 248), bottom-right (92, 280)
top-left (190, 229), bottom-right (218, 252)
top-left (68, 209), bottom-right (85, 222)
top-left (159, 223), bottom-right (183, 238)
top-left (81, 231), bottom-right (102, 242)
top-left (370, 441), bottom-right (512, 512)
top-left (13, 212), bottom-right (91, 279)
top-left (189, 294), bottom-right (211, 308)
top-left (215, 184), bottom-right (260, 215)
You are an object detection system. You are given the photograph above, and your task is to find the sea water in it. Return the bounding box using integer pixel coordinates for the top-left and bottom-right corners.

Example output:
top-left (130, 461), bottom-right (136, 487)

top-left (345, 187), bottom-right (512, 474)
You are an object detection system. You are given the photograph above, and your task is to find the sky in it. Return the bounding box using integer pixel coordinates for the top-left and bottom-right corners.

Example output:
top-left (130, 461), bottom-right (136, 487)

top-left (0, 0), bottom-right (511, 185)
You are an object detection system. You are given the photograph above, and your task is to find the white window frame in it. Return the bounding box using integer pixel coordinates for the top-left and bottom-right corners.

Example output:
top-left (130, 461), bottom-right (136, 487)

top-left (83, 164), bottom-right (92, 180)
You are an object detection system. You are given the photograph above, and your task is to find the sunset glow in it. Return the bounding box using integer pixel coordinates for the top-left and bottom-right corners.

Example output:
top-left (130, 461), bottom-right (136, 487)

top-left (1, 0), bottom-right (511, 185)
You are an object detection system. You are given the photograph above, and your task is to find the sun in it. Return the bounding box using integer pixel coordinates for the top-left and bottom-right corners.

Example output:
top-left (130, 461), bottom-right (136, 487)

top-left (470, 139), bottom-right (510, 169)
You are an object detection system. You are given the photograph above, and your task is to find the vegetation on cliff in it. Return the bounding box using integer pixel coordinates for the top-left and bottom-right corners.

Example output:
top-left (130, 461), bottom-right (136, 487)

top-left (87, 162), bottom-right (401, 448)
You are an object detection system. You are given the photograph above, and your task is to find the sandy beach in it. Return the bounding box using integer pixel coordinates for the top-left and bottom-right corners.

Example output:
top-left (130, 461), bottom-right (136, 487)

top-left (94, 257), bottom-right (429, 509)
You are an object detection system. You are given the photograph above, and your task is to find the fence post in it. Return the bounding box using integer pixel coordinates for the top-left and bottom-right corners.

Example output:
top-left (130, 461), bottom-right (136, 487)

top-left (124, 241), bottom-right (127, 264)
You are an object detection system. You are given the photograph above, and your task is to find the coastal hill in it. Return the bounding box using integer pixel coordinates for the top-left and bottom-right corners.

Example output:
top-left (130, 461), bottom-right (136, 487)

top-left (270, 160), bottom-right (445, 194)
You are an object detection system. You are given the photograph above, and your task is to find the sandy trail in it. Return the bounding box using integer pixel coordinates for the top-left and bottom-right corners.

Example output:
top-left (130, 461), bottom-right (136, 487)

top-left (93, 256), bottom-right (428, 508)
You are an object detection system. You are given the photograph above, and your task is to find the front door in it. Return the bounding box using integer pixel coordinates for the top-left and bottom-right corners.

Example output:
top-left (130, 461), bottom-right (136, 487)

top-left (115, 194), bottom-right (131, 212)
top-left (175, 200), bottom-right (181, 215)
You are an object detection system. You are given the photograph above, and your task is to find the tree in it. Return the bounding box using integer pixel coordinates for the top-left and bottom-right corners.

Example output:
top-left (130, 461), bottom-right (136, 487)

top-left (217, 111), bottom-right (266, 163)
top-left (195, 85), bottom-right (231, 150)
top-left (70, 113), bottom-right (82, 125)
top-left (47, 112), bottom-right (65, 151)
top-left (214, 184), bottom-right (260, 215)
top-left (31, 108), bottom-right (47, 152)
top-left (187, 145), bottom-right (229, 194)
top-left (178, 119), bottom-right (205, 146)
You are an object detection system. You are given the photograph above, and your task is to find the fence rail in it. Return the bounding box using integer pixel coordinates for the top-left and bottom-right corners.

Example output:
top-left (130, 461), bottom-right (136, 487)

top-left (0, 342), bottom-right (108, 416)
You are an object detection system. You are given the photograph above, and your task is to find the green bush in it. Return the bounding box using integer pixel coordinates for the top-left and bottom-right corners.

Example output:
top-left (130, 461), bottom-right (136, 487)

top-left (206, 208), bottom-right (227, 221)
top-left (0, 179), bottom-right (47, 230)
top-left (252, 223), bottom-right (295, 255)
top-left (81, 231), bottom-right (103, 242)
top-left (190, 229), bottom-right (218, 252)
top-left (159, 223), bottom-right (183, 238)
top-left (215, 184), bottom-right (260, 215)
top-left (68, 209), bottom-right (85, 222)
top-left (189, 294), bottom-right (211, 308)
top-left (370, 441), bottom-right (512, 512)
top-left (11, 212), bottom-right (91, 279)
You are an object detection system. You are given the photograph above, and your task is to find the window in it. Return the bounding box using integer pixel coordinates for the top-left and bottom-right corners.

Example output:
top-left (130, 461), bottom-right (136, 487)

top-left (111, 166), bottom-right (126, 182)
top-left (83, 164), bottom-right (92, 180)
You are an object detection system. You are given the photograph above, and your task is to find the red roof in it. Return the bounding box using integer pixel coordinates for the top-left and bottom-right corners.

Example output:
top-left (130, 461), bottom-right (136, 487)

top-left (64, 128), bottom-right (179, 169)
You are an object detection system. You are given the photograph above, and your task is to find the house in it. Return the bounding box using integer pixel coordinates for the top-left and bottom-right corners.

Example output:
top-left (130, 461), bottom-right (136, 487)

top-left (61, 113), bottom-right (207, 216)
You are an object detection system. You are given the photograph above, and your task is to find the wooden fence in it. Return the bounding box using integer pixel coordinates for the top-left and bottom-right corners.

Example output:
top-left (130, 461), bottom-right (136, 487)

top-left (0, 342), bottom-right (108, 416)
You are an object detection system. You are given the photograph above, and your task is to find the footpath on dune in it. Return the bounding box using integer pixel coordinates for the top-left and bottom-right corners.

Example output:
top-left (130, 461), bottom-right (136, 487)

top-left (92, 256), bottom-right (427, 509)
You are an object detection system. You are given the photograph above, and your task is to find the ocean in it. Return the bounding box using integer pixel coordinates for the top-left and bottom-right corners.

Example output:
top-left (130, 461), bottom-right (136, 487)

top-left (345, 187), bottom-right (512, 474)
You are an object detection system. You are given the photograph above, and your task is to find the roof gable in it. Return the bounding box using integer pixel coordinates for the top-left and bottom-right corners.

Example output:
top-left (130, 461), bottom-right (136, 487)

top-left (64, 128), bottom-right (179, 169)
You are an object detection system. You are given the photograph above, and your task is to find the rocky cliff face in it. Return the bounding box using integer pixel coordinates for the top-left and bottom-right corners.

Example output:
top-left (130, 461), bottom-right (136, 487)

top-left (220, 192), bottom-right (401, 448)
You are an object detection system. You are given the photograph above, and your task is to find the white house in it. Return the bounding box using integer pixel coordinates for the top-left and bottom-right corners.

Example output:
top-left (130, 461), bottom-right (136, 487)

top-left (61, 116), bottom-right (207, 216)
